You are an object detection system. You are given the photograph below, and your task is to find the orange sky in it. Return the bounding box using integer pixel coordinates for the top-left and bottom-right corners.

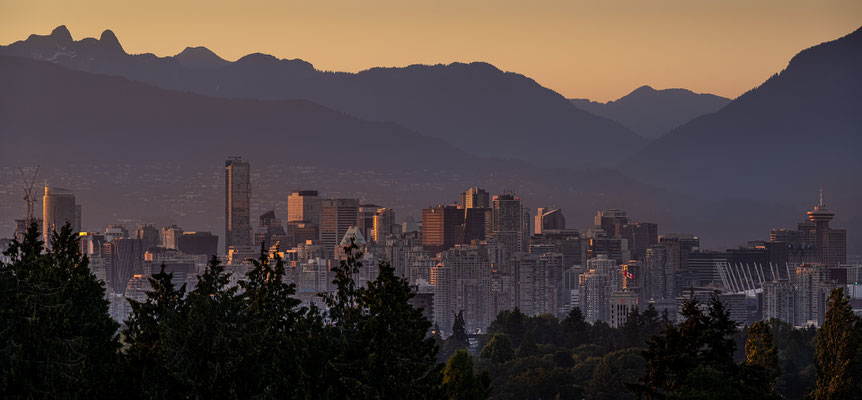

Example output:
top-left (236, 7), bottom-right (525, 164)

top-left (2, 0), bottom-right (860, 102)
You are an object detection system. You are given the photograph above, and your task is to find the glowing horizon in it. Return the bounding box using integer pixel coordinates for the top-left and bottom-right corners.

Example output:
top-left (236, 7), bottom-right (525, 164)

top-left (2, 0), bottom-right (860, 102)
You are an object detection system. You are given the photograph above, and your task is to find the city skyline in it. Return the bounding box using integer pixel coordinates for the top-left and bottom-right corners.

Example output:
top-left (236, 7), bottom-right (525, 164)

top-left (3, 4), bottom-right (861, 398)
top-left (1, 1), bottom-right (860, 101)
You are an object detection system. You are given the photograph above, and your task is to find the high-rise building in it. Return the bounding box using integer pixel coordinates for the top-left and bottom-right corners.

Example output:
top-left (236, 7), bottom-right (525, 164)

top-left (372, 208), bottom-right (395, 242)
top-left (762, 280), bottom-right (795, 324)
top-left (644, 243), bottom-right (678, 301)
top-left (104, 238), bottom-right (144, 295)
top-left (287, 190), bottom-right (322, 227)
top-left (579, 269), bottom-right (611, 323)
top-left (177, 232), bottom-right (219, 256)
top-left (619, 222), bottom-right (658, 261)
top-left (255, 210), bottom-right (286, 249)
top-left (492, 194), bottom-right (530, 257)
top-left (769, 189), bottom-right (846, 268)
top-left (160, 225), bottom-right (183, 250)
top-left (358, 204), bottom-right (383, 242)
top-left (794, 263), bottom-right (834, 326)
top-left (462, 207), bottom-right (492, 244)
top-left (422, 205), bottom-right (462, 254)
top-left (534, 208), bottom-right (566, 235)
top-left (320, 198), bottom-right (359, 251)
top-left (135, 224), bottom-right (160, 252)
top-left (432, 246), bottom-right (492, 336)
top-left (594, 209), bottom-right (628, 237)
top-left (461, 187), bottom-right (490, 209)
top-left (610, 290), bottom-right (639, 328)
top-left (42, 185), bottom-right (80, 246)
top-left (225, 158), bottom-right (252, 252)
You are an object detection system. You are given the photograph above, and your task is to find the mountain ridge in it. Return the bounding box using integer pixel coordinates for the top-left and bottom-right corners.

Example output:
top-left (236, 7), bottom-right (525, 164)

top-left (0, 26), bottom-right (645, 169)
top-left (570, 85), bottom-right (731, 139)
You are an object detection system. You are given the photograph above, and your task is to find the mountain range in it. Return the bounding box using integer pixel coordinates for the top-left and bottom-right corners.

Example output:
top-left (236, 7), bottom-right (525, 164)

top-left (0, 26), bottom-right (645, 168)
top-left (570, 86), bottom-right (731, 139)
top-left (0, 25), bottom-right (860, 253)
top-left (622, 26), bottom-right (862, 209)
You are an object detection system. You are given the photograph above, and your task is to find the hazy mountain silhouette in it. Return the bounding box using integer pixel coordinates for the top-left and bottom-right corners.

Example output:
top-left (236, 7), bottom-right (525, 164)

top-left (0, 26), bottom-right (646, 168)
top-left (1, 55), bottom-right (803, 251)
top-left (570, 86), bottom-right (730, 139)
top-left (621, 26), bottom-right (862, 249)
top-left (174, 46), bottom-right (229, 69)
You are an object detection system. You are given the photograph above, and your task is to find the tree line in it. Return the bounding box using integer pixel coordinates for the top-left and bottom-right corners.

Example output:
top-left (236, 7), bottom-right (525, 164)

top-left (1, 222), bottom-right (860, 399)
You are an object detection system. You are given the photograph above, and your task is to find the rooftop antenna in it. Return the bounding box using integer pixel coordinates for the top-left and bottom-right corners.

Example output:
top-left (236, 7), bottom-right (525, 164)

top-left (819, 185), bottom-right (823, 207)
top-left (18, 165), bottom-right (40, 225)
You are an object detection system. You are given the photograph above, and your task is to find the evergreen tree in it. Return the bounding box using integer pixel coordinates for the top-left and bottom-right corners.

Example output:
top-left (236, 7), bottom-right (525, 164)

top-left (561, 307), bottom-right (590, 348)
top-left (442, 350), bottom-right (491, 400)
top-left (238, 243), bottom-right (304, 397)
top-left (622, 307), bottom-right (643, 348)
top-left (630, 294), bottom-right (741, 398)
top-left (0, 223), bottom-right (121, 397)
top-left (452, 310), bottom-right (469, 346)
top-left (812, 287), bottom-right (862, 400)
top-left (122, 264), bottom-right (186, 398)
top-left (354, 260), bottom-right (442, 398)
top-left (161, 255), bottom-right (248, 398)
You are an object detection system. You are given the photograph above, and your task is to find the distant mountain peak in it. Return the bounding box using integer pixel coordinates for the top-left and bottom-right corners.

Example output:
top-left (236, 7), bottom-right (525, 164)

top-left (174, 46), bottom-right (229, 69)
top-left (50, 25), bottom-right (73, 42)
top-left (631, 85), bottom-right (656, 94)
top-left (99, 29), bottom-right (124, 53)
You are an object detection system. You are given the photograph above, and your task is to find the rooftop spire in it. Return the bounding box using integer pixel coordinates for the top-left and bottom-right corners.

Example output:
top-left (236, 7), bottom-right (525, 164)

top-left (819, 185), bottom-right (823, 207)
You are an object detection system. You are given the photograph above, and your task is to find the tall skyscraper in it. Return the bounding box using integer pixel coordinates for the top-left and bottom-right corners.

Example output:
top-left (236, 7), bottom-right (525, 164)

top-left (534, 207), bottom-right (566, 235)
top-left (358, 204), bottom-right (382, 241)
top-left (422, 205), bottom-right (462, 254)
top-left (372, 208), bottom-right (396, 242)
top-left (287, 190), bottom-right (322, 227)
top-left (492, 194), bottom-right (530, 256)
top-left (135, 224), bottom-right (160, 252)
top-left (769, 189), bottom-right (846, 268)
top-left (320, 198), bottom-right (360, 250)
top-left (225, 158), bottom-right (252, 252)
top-left (461, 187), bottom-right (490, 209)
top-left (42, 185), bottom-right (80, 246)
top-left (619, 222), bottom-right (658, 261)
top-left (594, 209), bottom-right (628, 237)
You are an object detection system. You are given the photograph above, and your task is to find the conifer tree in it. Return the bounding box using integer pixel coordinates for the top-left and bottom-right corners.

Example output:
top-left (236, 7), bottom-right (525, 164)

top-left (239, 243), bottom-right (303, 397)
top-left (122, 264), bottom-right (186, 398)
top-left (0, 223), bottom-right (121, 397)
top-left (161, 255), bottom-right (247, 398)
top-left (812, 287), bottom-right (862, 400)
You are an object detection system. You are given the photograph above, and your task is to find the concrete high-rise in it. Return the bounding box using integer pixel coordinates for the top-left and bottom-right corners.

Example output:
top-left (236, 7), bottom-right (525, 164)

top-left (135, 224), bottom-right (160, 252)
top-left (225, 158), bottom-right (252, 252)
top-left (768, 189), bottom-right (846, 268)
top-left (461, 187), bottom-right (490, 209)
top-left (287, 190), bottom-right (322, 227)
top-left (594, 209), bottom-right (628, 237)
top-left (492, 194), bottom-right (530, 257)
top-left (42, 185), bottom-right (80, 246)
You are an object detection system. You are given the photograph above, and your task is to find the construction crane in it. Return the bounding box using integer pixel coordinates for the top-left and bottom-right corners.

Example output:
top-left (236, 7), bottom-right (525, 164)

top-left (18, 165), bottom-right (40, 225)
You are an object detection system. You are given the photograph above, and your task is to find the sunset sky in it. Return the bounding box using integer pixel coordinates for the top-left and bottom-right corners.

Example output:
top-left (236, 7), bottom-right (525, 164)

top-left (2, 0), bottom-right (860, 102)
